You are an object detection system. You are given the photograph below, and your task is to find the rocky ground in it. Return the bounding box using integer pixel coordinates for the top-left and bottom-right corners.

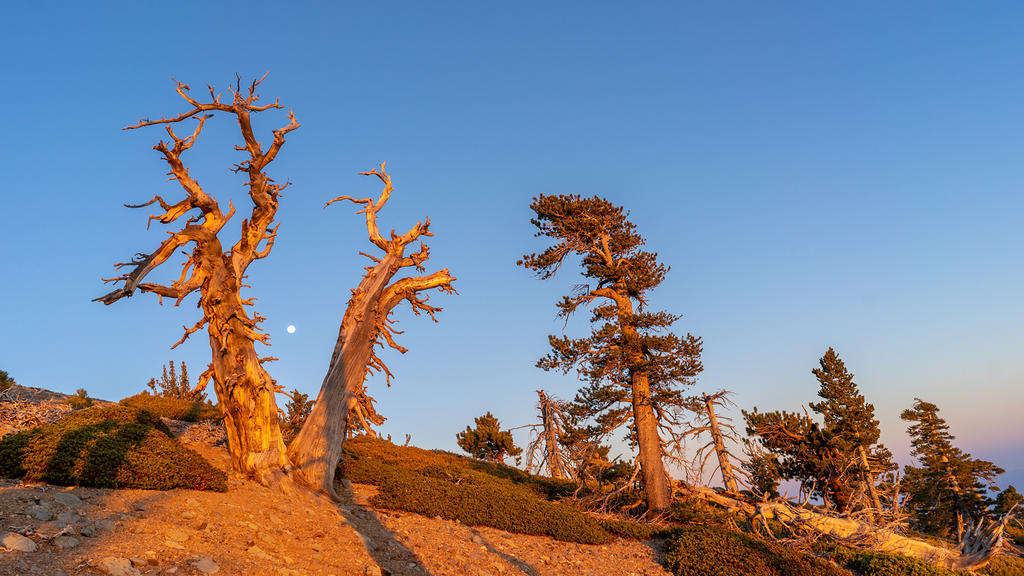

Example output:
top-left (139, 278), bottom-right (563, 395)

top-left (0, 401), bottom-right (672, 576)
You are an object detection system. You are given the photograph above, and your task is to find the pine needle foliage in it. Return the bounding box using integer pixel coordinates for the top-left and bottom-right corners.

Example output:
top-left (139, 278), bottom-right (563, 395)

top-left (282, 388), bottom-right (313, 443)
top-left (0, 370), bottom-right (14, 394)
top-left (901, 398), bottom-right (1003, 539)
top-left (147, 360), bottom-right (205, 402)
top-left (743, 348), bottom-right (893, 513)
top-left (456, 411), bottom-right (522, 464)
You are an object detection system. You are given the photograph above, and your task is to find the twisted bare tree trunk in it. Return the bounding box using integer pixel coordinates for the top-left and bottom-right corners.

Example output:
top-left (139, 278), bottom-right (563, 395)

top-left (96, 76), bottom-right (299, 483)
top-left (538, 391), bottom-right (568, 479)
top-left (287, 164), bottom-right (455, 498)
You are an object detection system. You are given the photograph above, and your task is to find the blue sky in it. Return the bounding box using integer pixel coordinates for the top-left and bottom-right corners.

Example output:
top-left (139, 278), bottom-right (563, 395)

top-left (1, 2), bottom-right (1021, 487)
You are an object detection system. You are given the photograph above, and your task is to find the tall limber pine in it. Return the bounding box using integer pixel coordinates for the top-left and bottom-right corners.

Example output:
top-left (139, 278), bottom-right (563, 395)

top-left (519, 195), bottom-right (703, 512)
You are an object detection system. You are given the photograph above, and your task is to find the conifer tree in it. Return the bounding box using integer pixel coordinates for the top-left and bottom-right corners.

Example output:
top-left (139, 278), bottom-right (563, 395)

top-left (993, 485), bottom-right (1021, 516)
top-left (809, 348), bottom-right (893, 516)
top-left (744, 348), bottom-right (892, 514)
top-left (148, 360), bottom-right (206, 402)
top-left (901, 398), bottom-right (1004, 541)
top-left (0, 370), bottom-right (14, 394)
top-left (456, 412), bottom-right (522, 464)
top-left (519, 195), bottom-right (703, 511)
top-left (281, 388), bottom-right (314, 444)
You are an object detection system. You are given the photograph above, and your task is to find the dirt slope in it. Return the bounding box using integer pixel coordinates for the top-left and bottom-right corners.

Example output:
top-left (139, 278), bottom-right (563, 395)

top-left (1, 418), bottom-right (670, 576)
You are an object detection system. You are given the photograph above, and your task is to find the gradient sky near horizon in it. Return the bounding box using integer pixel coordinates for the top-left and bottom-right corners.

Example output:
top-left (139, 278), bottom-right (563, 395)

top-left (2, 2), bottom-right (1022, 487)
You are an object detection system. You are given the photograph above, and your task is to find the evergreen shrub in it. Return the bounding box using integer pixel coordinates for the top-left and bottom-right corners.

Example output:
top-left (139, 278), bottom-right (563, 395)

top-left (0, 405), bottom-right (226, 491)
top-left (816, 542), bottom-right (966, 576)
top-left (981, 555), bottom-right (1024, 576)
top-left (342, 436), bottom-right (625, 544)
top-left (663, 526), bottom-right (847, 576)
top-left (120, 393), bottom-right (221, 422)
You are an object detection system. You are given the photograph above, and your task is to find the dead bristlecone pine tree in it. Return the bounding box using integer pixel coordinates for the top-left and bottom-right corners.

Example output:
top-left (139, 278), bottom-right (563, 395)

top-left (518, 195), bottom-right (703, 512)
top-left (287, 164), bottom-right (456, 498)
top-left (96, 75), bottom-right (299, 485)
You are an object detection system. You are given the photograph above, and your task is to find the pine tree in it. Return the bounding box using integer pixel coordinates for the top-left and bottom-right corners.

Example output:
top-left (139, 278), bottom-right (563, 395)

top-left (744, 348), bottom-right (893, 514)
top-left (809, 348), bottom-right (894, 516)
top-left (281, 389), bottom-right (314, 444)
top-left (0, 370), bottom-right (14, 394)
top-left (456, 412), bottom-right (522, 464)
top-left (993, 485), bottom-right (1022, 516)
top-left (519, 195), bottom-right (703, 512)
top-left (147, 361), bottom-right (206, 402)
top-left (901, 398), bottom-right (1004, 541)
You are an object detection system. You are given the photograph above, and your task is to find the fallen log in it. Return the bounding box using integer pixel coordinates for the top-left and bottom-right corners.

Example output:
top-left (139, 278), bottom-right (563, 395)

top-left (679, 482), bottom-right (1015, 572)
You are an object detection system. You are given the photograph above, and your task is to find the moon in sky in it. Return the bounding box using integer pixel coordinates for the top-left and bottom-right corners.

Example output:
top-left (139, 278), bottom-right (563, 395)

top-left (286, 325), bottom-right (296, 334)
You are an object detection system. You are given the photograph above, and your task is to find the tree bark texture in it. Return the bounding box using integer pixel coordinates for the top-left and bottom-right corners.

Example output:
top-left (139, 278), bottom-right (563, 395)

top-left (632, 372), bottom-right (671, 511)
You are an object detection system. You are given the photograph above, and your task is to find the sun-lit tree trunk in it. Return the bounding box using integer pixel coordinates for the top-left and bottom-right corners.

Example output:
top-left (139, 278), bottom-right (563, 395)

top-left (631, 371), bottom-right (672, 511)
top-left (607, 289), bottom-right (671, 512)
top-left (96, 76), bottom-right (299, 484)
top-left (287, 164), bottom-right (455, 498)
top-left (702, 392), bottom-right (740, 493)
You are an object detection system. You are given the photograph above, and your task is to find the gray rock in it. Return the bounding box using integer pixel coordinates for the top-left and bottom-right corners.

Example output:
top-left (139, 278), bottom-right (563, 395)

top-left (192, 556), bottom-right (220, 574)
top-left (53, 492), bottom-right (82, 507)
top-left (2, 532), bottom-right (38, 552)
top-left (94, 519), bottom-right (116, 532)
top-left (98, 557), bottom-right (141, 576)
top-left (133, 503), bottom-right (147, 512)
top-left (53, 535), bottom-right (80, 550)
top-left (56, 509), bottom-right (81, 525)
top-left (26, 505), bottom-right (53, 521)
top-left (77, 524), bottom-right (97, 538)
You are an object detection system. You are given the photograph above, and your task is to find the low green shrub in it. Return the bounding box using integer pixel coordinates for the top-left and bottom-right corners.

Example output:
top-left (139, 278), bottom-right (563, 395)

top-left (599, 517), bottom-right (666, 540)
top-left (815, 542), bottom-right (966, 576)
top-left (663, 525), bottom-right (848, 576)
top-left (0, 405), bottom-right (226, 491)
top-left (1005, 523), bottom-right (1024, 547)
top-left (67, 388), bottom-right (93, 410)
top-left (979, 554), bottom-right (1024, 576)
top-left (341, 436), bottom-right (612, 544)
top-left (120, 393), bottom-right (221, 422)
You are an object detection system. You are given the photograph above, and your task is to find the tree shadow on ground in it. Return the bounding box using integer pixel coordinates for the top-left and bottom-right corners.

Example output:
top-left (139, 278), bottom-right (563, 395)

top-left (468, 527), bottom-right (541, 576)
top-left (334, 480), bottom-right (436, 576)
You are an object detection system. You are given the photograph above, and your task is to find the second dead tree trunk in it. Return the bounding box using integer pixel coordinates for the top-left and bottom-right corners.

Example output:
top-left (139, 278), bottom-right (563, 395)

top-left (700, 392), bottom-right (741, 493)
top-left (288, 164), bottom-right (455, 498)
